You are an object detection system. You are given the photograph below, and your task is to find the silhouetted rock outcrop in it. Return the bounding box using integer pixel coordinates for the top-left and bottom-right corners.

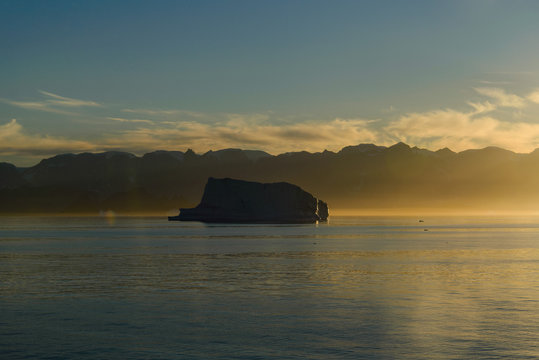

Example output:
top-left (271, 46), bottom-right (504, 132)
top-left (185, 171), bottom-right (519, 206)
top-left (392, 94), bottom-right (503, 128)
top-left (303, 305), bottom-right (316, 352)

top-left (169, 177), bottom-right (329, 223)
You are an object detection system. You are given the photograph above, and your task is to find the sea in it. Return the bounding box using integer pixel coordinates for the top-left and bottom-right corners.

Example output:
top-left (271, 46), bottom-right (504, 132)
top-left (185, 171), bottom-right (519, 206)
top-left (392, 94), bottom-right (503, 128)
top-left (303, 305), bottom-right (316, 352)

top-left (0, 215), bottom-right (538, 359)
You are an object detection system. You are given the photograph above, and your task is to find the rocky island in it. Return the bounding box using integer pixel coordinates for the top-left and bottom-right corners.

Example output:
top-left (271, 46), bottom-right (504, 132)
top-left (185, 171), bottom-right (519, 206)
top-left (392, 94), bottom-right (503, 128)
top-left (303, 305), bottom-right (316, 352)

top-left (168, 177), bottom-right (329, 223)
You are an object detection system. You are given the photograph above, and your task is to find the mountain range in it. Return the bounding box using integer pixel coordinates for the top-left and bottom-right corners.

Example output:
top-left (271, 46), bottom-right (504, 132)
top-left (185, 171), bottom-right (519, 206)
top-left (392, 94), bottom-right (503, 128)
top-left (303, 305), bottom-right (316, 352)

top-left (2, 143), bottom-right (539, 214)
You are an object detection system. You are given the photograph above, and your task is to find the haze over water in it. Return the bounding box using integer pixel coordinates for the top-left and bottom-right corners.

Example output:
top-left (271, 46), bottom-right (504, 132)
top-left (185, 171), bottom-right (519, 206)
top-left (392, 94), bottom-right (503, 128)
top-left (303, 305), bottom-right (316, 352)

top-left (1, 216), bottom-right (538, 359)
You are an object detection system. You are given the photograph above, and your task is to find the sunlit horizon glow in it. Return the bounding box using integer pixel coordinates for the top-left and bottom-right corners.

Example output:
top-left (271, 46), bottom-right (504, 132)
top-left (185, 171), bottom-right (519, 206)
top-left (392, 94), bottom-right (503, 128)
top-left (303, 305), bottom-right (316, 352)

top-left (2, 1), bottom-right (539, 166)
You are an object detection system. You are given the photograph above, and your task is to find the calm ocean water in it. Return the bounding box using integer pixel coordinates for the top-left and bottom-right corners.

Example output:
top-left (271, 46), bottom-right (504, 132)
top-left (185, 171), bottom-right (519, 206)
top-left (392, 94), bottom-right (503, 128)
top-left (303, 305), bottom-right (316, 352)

top-left (1, 215), bottom-right (538, 359)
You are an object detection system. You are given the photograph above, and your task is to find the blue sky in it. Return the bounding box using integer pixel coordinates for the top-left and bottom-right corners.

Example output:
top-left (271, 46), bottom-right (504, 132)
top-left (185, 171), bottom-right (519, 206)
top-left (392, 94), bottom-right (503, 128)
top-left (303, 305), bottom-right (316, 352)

top-left (2, 0), bottom-right (539, 165)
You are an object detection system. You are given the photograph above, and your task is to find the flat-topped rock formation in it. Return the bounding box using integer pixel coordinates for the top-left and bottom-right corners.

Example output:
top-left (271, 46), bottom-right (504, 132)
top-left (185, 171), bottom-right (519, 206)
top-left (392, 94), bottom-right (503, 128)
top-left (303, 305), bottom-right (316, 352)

top-left (169, 177), bottom-right (329, 223)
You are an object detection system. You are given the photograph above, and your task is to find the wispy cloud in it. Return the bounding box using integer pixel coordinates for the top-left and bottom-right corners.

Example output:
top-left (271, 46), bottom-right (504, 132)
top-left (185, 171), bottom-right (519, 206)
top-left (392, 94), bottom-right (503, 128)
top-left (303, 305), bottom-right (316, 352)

top-left (38, 90), bottom-right (101, 107)
top-left (122, 108), bottom-right (205, 118)
top-left (107, 117), bottom-right (155, 125)
top-left (474, 87), bottom-right (527, 108)
top-left (120, 108), bottom-right (277, 127)
top-left (527, 89), bottom-right (539, 104)
top-left (0, 119), bottom-right (95, 156)
top-left (0, 99), bottom-right (77, 115)
top-left (100, 118), bottom-right (383, 154)
top-left (467, 101), bottom-right (496, 115)
top-left (1, 90), bottom-right (101, 115)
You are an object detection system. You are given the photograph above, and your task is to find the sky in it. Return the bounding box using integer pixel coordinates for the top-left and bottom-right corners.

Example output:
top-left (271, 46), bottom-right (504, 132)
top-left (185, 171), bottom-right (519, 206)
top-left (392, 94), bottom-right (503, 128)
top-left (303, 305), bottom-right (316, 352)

top-left (2, 0), bottom-right (539, 165)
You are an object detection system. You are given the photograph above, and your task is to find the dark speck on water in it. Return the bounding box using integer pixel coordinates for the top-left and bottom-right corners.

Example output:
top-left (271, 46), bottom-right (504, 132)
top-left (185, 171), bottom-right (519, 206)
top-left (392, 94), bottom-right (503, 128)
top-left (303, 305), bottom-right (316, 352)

top-left (1, 215), bottom-right (538, 359)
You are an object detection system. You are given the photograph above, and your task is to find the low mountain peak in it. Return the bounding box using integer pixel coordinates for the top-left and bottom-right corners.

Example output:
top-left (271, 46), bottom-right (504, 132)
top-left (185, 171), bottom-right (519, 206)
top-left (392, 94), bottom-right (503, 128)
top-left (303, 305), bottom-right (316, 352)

top-left (435, 147), bottom-right (456, 156)
top-left (389, 142), bottom-right (411, 150)
top-left (339, 143), bottom-right (386, 154)
top-left (203, 148), bottom-right (271, 162)
top-left (184, 148), bottom-right (197, 157)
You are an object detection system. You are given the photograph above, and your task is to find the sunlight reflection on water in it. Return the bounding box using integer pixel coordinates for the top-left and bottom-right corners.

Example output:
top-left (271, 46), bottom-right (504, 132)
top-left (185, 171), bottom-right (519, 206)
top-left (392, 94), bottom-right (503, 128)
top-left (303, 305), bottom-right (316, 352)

top-left (0, 216), bottom-right (538, 359)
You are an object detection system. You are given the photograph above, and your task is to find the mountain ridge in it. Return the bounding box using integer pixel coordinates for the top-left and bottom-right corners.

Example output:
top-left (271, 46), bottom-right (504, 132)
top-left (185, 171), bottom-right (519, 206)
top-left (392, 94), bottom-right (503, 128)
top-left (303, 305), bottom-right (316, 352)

top-left (1, 143), bottom-right (539, 214)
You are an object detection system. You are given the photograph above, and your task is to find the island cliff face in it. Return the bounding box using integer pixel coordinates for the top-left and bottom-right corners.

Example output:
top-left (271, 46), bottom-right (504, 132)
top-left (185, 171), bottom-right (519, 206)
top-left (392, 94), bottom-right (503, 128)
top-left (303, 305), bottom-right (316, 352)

top-left (169, 177), bottom-right (329, 223)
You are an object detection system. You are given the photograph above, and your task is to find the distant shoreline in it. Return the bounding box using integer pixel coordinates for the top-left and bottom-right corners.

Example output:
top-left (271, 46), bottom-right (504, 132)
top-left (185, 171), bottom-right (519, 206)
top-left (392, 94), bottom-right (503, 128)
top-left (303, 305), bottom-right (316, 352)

top-left (2, 208), bottom-right (539, 217)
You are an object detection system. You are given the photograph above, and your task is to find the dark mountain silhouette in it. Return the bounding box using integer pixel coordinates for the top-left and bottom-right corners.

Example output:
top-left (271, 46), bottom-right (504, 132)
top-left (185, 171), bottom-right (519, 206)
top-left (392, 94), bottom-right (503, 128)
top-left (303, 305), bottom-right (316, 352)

top-left (1, 143), bottom-right (539, 214)
top-left (0, 162), bottom-right (23, 189)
